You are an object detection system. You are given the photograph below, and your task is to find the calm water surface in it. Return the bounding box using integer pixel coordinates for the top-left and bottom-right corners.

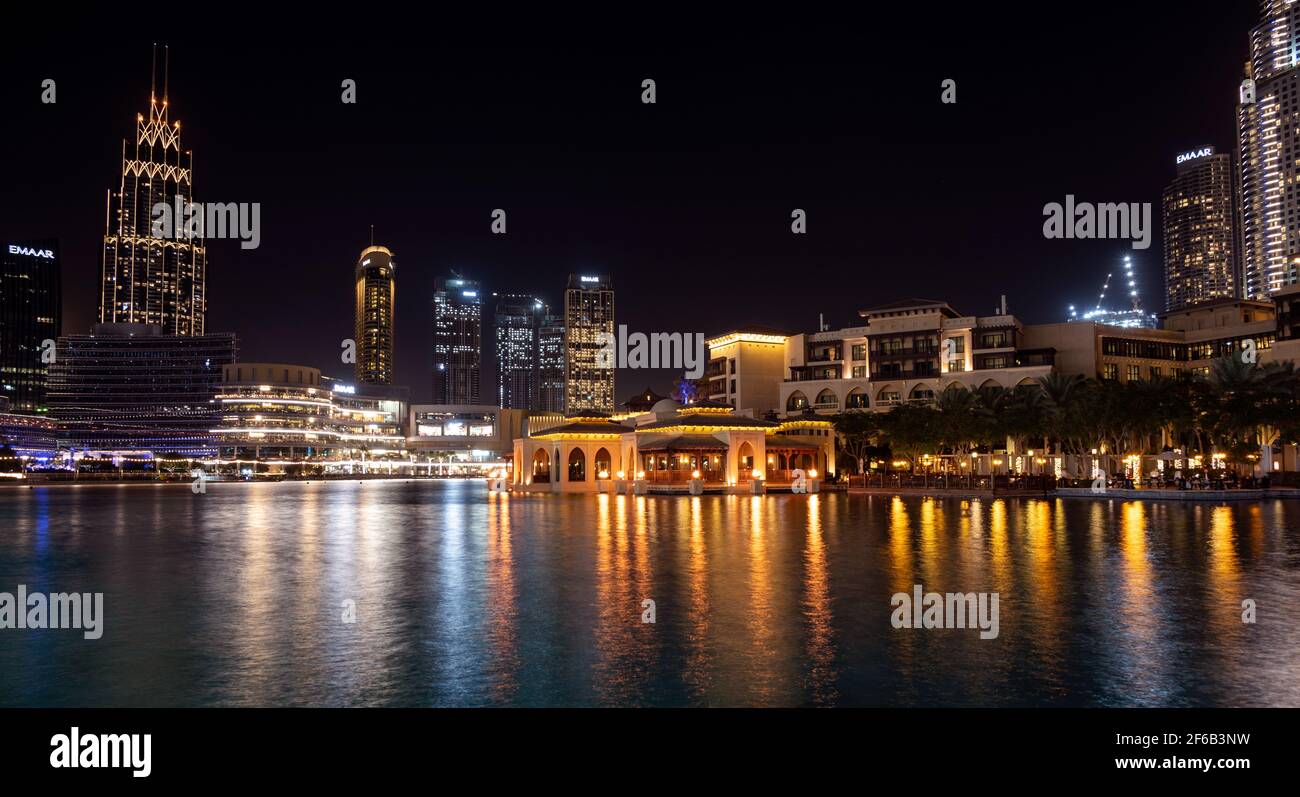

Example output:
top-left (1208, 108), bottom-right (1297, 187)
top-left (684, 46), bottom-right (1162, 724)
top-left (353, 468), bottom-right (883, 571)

top-left (1, 480), bottom-right (1298, 707)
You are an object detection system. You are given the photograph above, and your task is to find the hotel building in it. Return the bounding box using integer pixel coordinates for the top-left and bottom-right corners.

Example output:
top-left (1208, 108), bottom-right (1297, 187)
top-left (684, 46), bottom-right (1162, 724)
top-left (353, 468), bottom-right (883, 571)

top-left (1162, 148), bottom-right (1238, 311)
top-left (494, 294), bottom-right (544, 409)
top-left (778, 298), bottom-right (1056, 414)
top-left (432, 275), bottom-right (482, 404)
top-left (538, 311), bottom-right (566, 413)
top-left (100, 56), bottom-right (206, 336)
top-left (563, 273), bottom-right (614, 413)
top-left (1237, 0), bottom-right (1300, 300)
top-left (354, 244), bottom-right (396, 385)
top-left (702, 325), bottom-right (788, 412)
top-left (46, 323), bottom-right (236, 457)
top-left (1, 240), bottom-right (61, 413)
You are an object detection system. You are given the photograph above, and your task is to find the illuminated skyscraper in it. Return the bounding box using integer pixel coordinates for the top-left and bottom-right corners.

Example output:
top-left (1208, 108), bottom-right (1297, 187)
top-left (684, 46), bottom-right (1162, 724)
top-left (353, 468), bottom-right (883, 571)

top-left (354, 244), bottom-right (396, 385)
top-left (538, 312), bottom-right (566, 413)
top-left (1, 239), bottom-right (61, 413)
top-left (1238, 0), bottom-right (1300, 300)
top-left (1163, 148), bottom-right (1238, 311)
top-left (100, 47), bottom-right (206, 335)
top-left (564, 274), bottom-right (614, 413)
top-left (494, 294), bottom-right (543, 409)
top-left (433, 275), bottom-right (482, 404)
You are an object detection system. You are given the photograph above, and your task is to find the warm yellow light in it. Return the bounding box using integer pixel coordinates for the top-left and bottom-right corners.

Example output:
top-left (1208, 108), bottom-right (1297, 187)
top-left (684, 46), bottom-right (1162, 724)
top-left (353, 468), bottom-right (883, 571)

top-left (751, 469), bottom-right (763, 479)
top-left (616, 470), bottom-right (626, 480)
top-left (808, 469), bottom-right (818, 478)
top-left (1027, 449), bottom-right (1035, 456)
top-left (692, 469), bottom-right (701, 479)
top-left (636, 470), bottom-right (646, 479)
top-left (598, 470), bottom-right (610, 479)
top-left (993, 458), bottom-right (1004, 466)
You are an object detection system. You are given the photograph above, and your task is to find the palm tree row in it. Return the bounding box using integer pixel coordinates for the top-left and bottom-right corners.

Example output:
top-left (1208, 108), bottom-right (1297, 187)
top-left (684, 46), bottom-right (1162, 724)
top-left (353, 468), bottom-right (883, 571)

top-left (832, 356), bottom-right (1300, 475)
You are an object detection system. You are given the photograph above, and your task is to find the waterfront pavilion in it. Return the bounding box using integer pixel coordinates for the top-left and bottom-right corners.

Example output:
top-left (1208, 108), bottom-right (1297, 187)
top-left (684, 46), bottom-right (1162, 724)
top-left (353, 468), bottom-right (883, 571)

top-left (511, 399), bottom-right (835, 493)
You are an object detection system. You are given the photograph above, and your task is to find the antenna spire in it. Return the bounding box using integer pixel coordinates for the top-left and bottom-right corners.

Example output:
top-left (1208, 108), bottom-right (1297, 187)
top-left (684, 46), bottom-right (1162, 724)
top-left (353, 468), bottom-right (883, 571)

top-left (370, 225), bottom-right (375, 246)
top-left (150, 44), bottom-right (157, 102)
top-left (162, 45), bottom-right (170, 104)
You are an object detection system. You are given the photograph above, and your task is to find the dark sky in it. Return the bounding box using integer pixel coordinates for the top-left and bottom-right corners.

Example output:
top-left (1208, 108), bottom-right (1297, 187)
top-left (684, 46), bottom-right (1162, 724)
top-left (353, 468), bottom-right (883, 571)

top-left (0, 3), bottom-right (1260, 402)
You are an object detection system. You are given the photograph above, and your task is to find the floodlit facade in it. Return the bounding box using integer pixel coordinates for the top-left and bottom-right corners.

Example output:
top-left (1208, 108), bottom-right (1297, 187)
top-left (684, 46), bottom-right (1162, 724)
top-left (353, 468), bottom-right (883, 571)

top-left (100, 56), bottom-right (206, 336)
top-left (703, 326), bottom-right (788, 412)
top-left (511, 400), bottom-right (835, 493)
top-left (354, 245), bottom-right (396, 385)
top-left (563, 274), bottom-right (614, 414)
top-left (1163, 149), bottom-right (1238, 311)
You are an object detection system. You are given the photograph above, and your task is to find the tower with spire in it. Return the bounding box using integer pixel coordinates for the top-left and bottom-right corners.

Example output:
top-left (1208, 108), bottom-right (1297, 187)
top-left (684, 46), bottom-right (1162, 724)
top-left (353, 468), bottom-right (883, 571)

top-left (99, 45), bottom-right (207, 335)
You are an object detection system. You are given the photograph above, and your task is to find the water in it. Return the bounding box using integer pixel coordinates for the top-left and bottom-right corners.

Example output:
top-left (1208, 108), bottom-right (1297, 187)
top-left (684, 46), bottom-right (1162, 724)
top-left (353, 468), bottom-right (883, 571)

top-left (1, 480), bottom-right (1298, 707)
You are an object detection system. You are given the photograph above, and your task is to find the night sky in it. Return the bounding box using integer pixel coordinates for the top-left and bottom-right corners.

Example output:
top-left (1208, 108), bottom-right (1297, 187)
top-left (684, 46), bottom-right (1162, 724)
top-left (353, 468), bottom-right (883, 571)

top-left (0, 3), bottom-right (1259, 402)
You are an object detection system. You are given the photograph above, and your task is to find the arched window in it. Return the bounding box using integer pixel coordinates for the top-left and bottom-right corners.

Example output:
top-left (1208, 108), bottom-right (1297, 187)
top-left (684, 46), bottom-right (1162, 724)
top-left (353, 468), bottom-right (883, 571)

top-left (594, 447), bottom-right (612, 479)
top-left (532, 449), bottom-right (551, 483)
top-left (846, 388), bottom-right (868, 408)
top-left (786, 391), bottom-right (808, 411)
top-left (815, 389), bottom-right (839, 408)
top-left (567, 448), bottom-right (587, 482)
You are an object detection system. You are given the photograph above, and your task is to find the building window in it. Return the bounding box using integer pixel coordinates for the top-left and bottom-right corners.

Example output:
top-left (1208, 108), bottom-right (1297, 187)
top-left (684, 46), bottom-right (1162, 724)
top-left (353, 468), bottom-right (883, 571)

top-left (1102, 364), bottom-right (1119, 381)
top-left (851, 344), bottom-right (866, 361)
top-left (1149, 366), bottom-right (1162, 379)
top-left (852, 365), bottom-right (866, 378)
top-left (948, 359), bottom-right (965, 373)
top-left (1126, 365), bottom-right (1140, 381)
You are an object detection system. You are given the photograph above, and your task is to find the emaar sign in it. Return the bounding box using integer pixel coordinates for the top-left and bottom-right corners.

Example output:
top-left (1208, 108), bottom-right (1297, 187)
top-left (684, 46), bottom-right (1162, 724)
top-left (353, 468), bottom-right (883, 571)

top-left (1176, 147), bottom-right (1213, 165)
top-left (7, 244), bottom-right (55, 259)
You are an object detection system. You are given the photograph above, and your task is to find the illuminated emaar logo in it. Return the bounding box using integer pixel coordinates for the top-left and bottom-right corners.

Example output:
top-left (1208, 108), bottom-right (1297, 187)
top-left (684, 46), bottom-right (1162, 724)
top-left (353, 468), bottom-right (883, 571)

top-left (332, 384), bottom-right (356, 395)
top-left (7, 244), bottom-right (55, 259)
top-left (462, 290), bottom-right (477, 298)
top-left (1176, 147), bottom-right (1213, 165)
top-left (580, 275), bottom-right (600, 283)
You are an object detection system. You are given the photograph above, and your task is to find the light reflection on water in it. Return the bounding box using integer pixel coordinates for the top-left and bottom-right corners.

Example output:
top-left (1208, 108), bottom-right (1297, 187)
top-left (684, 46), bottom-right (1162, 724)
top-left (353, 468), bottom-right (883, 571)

top-left (0, 481), bottom-right (1298, 707)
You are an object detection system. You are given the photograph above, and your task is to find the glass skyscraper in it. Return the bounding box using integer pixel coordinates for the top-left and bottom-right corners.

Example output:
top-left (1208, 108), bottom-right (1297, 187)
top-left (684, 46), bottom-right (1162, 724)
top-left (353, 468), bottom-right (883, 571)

top-left (432, 275), bottom-right (482, 404)
top-left (0, 239), bottom-right (61, 413)
top-left (494, 294), bottom-right (543, 409)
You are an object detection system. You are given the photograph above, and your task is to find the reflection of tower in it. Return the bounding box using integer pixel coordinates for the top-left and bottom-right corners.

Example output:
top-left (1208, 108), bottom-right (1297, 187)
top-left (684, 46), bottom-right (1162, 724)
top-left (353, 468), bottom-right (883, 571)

top-left (1238, 0), bottom-right (1300, 299)
top-left (354, 242), bottom-right (396, 385)
top-left (100, 46), bottom-right (206, 335)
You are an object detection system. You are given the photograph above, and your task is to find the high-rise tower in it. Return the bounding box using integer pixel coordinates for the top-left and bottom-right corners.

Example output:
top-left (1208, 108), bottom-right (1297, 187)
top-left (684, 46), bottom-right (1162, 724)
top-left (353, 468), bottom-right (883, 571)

top-left (354, 244), bottom-right (396, 385)
top-left (432, 275), bottom-right (482, 404)
top-left (494, 294), bottom-right (543, 410)
top-left (564, 274), bottom-right (614, 413)
top-left (100, 46), bottom-right (206, 335)
top-left (1238, 0), bottom-right (1300, 300)
top-left (1163, 148), bottom-right (1238, 311)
